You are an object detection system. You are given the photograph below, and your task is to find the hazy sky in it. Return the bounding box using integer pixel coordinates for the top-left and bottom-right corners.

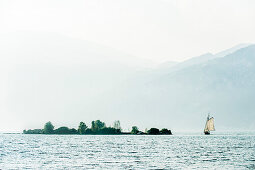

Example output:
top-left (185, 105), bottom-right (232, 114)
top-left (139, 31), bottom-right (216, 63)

top-left (1, 0), bottom-right (255, 132)
top-left (1, 0), bottom-right (255, 62)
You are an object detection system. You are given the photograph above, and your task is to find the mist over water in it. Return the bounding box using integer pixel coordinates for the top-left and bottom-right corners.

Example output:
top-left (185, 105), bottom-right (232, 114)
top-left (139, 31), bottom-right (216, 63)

top-left (1, 32), bottom-right (255, 132)
top-left (1, 133), bottom-right (255, 169)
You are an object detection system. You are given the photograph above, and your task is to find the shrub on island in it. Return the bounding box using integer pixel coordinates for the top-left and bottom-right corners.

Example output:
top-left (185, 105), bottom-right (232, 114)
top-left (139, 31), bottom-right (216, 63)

top-left (147, 128), bottom-right (172, 135)
top-left (160, 128), bottom-right (172, 135)
top-left (98, 127), bottom-right (121, 134)
top-left (23, 129), bottom-right (43, 134)
top-left (147, 128), bottom-right (160, 135)
top-left (54, 127), bottom-right (78, 134)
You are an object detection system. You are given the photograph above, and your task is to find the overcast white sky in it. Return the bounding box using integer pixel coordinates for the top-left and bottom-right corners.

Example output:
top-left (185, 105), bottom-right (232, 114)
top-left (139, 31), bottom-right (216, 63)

top-left (1, 0), bottom-right (255, 62)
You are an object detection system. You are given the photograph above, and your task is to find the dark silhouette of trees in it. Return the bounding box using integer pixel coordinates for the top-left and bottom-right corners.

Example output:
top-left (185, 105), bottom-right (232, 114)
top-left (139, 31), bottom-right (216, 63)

top-left (23, 120), bottom-right (173, 135)
top-left (54, 127), bottom-right (78, 134)
top-left (147, 128), bottom-right (160, 135)
top-left (43, 121), bottom-right (54, 134)
top-left (54, 127), bottom-right (70, 134)
top-left (91, 120), bottom-right (105, 132)
top-left (23, 129), bottom-right (43, 134)
top-left (78, 122), bottom-right (87, 134)
top-left (131, 126), bottom-right (139, 134)
top-left (85, 128), bottom-right (93, 134)
top-left (160, 128), bottom-right (172, 135)
top-left (98, 127), bottom-right (121, 134)
top-left (70, 128), bottom-right (78, 134)
top-left (147, 128), bottom-right (172, 135)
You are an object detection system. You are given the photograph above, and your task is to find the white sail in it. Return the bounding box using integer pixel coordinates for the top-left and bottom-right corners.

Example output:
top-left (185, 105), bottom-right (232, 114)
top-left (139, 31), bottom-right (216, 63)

top-left (204, 120), bottom-right (209, 132)
top-left (204, 117), bottom-right (215, 132)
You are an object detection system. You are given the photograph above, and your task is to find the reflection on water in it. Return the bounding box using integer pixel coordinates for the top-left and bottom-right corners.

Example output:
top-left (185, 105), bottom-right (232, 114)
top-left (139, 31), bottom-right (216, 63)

top-left (0, 134), bottom-right (255, 169)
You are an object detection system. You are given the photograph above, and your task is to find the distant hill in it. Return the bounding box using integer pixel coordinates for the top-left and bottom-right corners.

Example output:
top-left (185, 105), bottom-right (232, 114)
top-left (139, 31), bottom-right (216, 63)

top-left (0, 32), bottom-right (254, 132)
top-left (125, 45), bottom-right (255, 131)
top-left (156, 43), bottom-right (251, 74)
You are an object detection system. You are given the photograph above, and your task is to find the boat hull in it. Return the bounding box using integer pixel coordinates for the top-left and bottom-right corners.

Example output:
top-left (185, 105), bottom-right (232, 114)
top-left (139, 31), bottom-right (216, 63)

top-left (204, 131), bottom-right (210, 135)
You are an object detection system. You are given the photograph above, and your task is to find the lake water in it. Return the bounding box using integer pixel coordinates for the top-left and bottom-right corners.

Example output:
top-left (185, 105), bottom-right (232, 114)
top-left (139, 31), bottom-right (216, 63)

top-left (0, 133), bottom-right (255, 169)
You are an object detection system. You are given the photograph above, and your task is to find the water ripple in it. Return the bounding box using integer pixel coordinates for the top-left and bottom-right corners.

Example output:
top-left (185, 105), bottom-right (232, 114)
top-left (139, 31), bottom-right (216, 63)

top-left (0, 134), bottom-right (255, 169)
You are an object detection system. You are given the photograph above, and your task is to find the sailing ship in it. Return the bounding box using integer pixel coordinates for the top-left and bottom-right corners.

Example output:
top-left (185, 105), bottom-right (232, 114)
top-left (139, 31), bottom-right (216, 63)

top-left (204, 114), bottom-right (215, 135)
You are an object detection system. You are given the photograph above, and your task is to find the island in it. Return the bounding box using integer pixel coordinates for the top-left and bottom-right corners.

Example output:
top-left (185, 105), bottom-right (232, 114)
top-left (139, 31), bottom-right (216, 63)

top-left (23, 120), bottom-right (172, 135)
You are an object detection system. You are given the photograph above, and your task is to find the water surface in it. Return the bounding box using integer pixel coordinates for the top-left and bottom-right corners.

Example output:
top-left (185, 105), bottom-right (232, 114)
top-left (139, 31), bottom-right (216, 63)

top-left (0, 133), bottom-right (255, 169)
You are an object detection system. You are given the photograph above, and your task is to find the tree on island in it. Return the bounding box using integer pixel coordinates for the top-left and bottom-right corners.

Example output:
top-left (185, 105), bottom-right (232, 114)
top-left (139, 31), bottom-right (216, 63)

top-left (91, 120), bottom-right (106, 132)
top-left (54, 127), bottom-right (78, 134)
top-left (78, 122), bottom-right (87, 134)
top-left (43, 121), bottom-right (54, 134)
top-left (131, 126), bottom-right (139, 134)
top-left (147, 128), bottom-right (172, 135)
top-left (147, 128), bottom-right (160, 135)
top-left (160, 128), bottom-right (172, 135)
top-left (113, 120), bottom-right (121, 131)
